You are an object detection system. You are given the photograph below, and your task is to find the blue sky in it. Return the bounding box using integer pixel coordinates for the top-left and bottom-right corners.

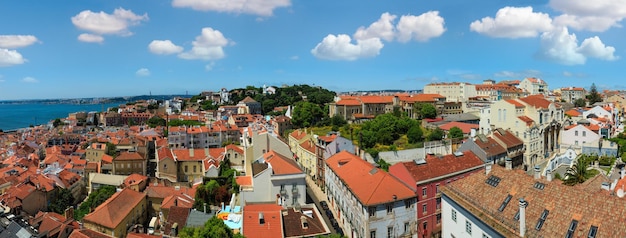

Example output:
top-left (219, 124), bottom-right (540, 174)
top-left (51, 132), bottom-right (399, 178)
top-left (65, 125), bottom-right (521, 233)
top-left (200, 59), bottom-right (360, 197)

top-left (0, 0), bottom-right (624, 100)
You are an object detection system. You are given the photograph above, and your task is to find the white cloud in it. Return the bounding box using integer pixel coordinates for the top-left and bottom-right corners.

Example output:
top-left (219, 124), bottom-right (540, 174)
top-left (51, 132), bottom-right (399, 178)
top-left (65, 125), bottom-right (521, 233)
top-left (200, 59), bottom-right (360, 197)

top-left (21, 77), bottom-right (38, 83)
top-left (551, 0), bottom-right (626, 32)
top-left (538, 27), bottom-right (618, 65)
top-left (71, 8), bottom-right (148, 42)
top-left (78, 33), bottom-right (104, 43)
top-left (290, 55), bottom-right (299, 60)
top-left (470, 7), bottom-right (553, 38)
top-left (0, 48), bottom-right (26, 67)
top-left (354, 12), bottom-right (397, 41)
top-left (310, 34), bottom-right (383, 61)
top-left (578, 36), bottom-right (619, 61)
top-left (149, 40), bottom-right (183, 55)
top-left (396, 11), bottom-right (446, 42)
top-left (563, 71), bottom-right (588, 78)
top-left (136, 68), bottom-right (151, 77)
top-left (172, 0), bottom-right (291, 16)
top-left (0, 35), bottom-right (38, 48)
top-left (178, 28), bottom-right (231, 60)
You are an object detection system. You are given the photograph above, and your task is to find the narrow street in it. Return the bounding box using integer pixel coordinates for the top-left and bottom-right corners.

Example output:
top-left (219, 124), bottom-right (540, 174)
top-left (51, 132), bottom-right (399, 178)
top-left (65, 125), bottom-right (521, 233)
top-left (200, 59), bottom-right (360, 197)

top-left (305, 177), bottom-right (342, 235)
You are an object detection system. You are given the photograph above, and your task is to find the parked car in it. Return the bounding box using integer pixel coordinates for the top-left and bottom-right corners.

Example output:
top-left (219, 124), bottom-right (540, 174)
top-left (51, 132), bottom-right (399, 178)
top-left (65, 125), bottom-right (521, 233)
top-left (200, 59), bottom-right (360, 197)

top-left (320, 201), bottom-right (329, 210)
top-left (325, 209), bottom-right (334, 219)
top-left (330, 218), bottom-right (339, 229)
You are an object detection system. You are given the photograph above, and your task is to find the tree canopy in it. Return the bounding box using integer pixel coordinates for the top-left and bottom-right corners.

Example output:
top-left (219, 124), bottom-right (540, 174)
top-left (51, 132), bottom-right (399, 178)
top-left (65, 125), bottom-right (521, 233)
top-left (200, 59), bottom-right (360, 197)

top-left (291, 101), bottom-right (325, 128)
top-left (428, 128), bottom-right (444, 141)
top-left (563, 156), bottom-right (590, 186)
top-left (75, 185), bottom-right (116, 221)
top-left (573, 98), bottom-right (586, 107)
top-left (420, 103), bottom-right (438, 119)
top-left (147, 116), bottom-right (166, 128)
top-left (448, 126), bottom-right (464, 139)
top-left (587, 83), bottom-right (603, 105)
top-left (49, 188), bottom-right (74, 214)
top-left (179, 216), bottom-right (245, 238)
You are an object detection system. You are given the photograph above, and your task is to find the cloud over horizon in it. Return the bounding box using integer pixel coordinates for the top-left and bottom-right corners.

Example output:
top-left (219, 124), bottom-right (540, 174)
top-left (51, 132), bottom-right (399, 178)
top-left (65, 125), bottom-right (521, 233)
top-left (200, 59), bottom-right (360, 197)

top-left (71, 8), bottom-right (148, 43)
top-left (172, 0), bottom-right (291, 16)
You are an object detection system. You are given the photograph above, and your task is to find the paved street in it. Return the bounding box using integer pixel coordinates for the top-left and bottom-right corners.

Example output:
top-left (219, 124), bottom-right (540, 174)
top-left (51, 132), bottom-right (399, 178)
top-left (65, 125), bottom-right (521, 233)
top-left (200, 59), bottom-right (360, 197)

top-left (305, 176), bottom-right (342, 235)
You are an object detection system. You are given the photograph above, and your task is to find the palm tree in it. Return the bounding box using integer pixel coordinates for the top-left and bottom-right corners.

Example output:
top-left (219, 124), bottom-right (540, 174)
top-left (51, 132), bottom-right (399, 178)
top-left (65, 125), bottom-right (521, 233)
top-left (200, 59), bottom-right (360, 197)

top-left (563, 156), bottom-right (589, 186)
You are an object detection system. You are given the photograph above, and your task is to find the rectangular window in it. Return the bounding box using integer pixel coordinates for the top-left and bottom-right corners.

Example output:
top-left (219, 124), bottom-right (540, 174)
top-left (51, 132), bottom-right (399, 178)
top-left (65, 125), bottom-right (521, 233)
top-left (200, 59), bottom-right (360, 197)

top-left (422, 187), bottom-right (427, 197)
top-left (436, 214), bottom-right (441, 224)
top-left (583, 131), bottom-right (586, 136)
top-left (423, 204), bottom-right (427, 213)
top-left (452, 210), bottom-right (457, 222)
top-left (466, 220), bottom-right (472, 235)
top-left (404, 199), bottom-right (412, 208)
top-left (193, 165), bottom-right (197, 173)
top-left (387, 227), bottom-right (393, 238)
top-left (185, 165), bottom-right (188, 173)
top-left (369, 207), bottom-right (376, 217)
top-left (436, 198), bottom-right (441, 209)
top-left (370, 230), bottom-right (376, 238)
top-left (436, 184), bottom-right (440, 193)
top-left (386, 204), bottom-right (393, 214)
top-left (575, 131), bottom-right (579, 136)
top-left (404, 222), bottom-right (410, 234)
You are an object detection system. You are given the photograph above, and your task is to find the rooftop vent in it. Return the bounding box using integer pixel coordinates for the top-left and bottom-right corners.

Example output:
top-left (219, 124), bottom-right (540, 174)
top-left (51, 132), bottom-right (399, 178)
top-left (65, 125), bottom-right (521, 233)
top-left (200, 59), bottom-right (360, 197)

top-left (498, 194), bottom-right (512, 212)
top-left (453, 151), bottom-right (464, 157)
top-left (565, 220), bottom-right (578, 238)
top-left (369, 168), bottom-right (378, 175)
top-left (588, 225), bottom-right (598, 238)
top-left (535, 209), bottom-right (549, 231)
top-left (533, 182), bottom-right (546, 190)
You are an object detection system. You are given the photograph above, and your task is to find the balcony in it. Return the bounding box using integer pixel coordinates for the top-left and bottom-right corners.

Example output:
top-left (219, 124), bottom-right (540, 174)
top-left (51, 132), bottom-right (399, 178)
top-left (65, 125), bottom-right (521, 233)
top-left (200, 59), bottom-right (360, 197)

top-left (292, 188), bottom-right (299, 195)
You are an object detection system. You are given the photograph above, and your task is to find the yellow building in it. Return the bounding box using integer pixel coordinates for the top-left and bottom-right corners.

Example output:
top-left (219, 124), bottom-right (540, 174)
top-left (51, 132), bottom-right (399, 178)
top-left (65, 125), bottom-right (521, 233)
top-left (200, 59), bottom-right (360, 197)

top-left (82, 188), bottom-right (147, 238)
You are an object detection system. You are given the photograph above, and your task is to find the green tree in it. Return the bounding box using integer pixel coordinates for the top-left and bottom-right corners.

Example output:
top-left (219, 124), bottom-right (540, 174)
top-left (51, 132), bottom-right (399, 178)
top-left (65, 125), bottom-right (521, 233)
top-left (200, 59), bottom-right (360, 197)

top-left (407, 125), bottom-right (424, 143)
top-left (587, 83), bottom-right (603, 105)
top-left (573, 98), bottom-right (586, 107)
top-left (53, 118), bottom-right (63, 127)
top-left (377, 159), bottom-right (390, 172)
top-left (448, 126), bottom-right (464, 139)
top-left (563, 156), bottom-right (590, 186)
top-left (428, 128), bottom-right (444, 141)
top-left (291, 101), bottom-right (324, 128)
top-left (169, 120), bottom-right (203, 127)
top-left (179, 216), bottom-right (245, 238)
top-left (359, 130), bottom-right (378, 148)
top-left (75, 185), bottom-right (116, 221)
top-left (105, 142), bottom-right (118, 157)
top-left (147, 116), bottom-right (166, 128)
top-left (49, 188), bottom-right (74, 214)
top-left (421, 103), bottom-right (438, 119)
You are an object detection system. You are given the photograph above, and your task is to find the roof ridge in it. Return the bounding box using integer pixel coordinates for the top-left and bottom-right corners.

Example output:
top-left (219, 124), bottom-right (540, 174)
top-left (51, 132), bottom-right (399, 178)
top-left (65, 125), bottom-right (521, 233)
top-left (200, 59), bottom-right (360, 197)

top-left (364, 172), bottom-right (386, 204)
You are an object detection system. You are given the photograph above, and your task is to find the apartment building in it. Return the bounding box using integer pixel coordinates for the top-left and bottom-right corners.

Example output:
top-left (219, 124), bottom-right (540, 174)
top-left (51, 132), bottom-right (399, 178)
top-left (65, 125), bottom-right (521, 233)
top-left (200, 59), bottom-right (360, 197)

top-left (325, 151), bottom-right (417, 238)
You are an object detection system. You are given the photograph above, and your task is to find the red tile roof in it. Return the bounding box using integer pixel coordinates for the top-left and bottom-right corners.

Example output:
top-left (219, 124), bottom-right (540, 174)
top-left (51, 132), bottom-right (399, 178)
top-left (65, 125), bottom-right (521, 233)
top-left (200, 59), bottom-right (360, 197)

top-left (82, 188), bottom-right (146, 229)
top-left (69, 229), bottom-right (114, 238)
top-left (565, 109), bottom-right (582, 117)
top-left (336, 99), bottom-right (362, 106)
top-left (518, 116), bottom-right (534, 126)
top-left (123, 173), bottom-right (148, 187)
top-left (442, 165), bottom-right (626, 237)
top-left (389, 151), bottom-right (484, 188)
top-left (438, 121), bottom-right (479, 134)
top-left (235, 176), bottom-right (252, 186)
top-left (161, 194), bottom-right (194, 210)
top-left (326, 151), bottom-right (416, 206)
top-left (264, 150), bottom-right (303, 175)
top-left (519, 94), bottom-right (552, 109)
top-left (242, 203), bottom-right (284, 238)
top-left (473, 136), bottom-right (507, 157)
top-left (492, 129), bottom-right (523, 148)
top-left (114, 152), bottom-right (143, 161)
top-left (505, 99), bottom-right (525, 108)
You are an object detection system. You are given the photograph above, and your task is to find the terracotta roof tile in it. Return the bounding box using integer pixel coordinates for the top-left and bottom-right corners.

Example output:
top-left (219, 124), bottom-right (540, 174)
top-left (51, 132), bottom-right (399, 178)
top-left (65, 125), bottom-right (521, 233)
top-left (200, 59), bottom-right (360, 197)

top-left (438, 121), bottom-right (479, 134)
top-left (82, 188), bottom-right (146, 229)
top-left (264, 150), bottom-right (303, 175)
top-left (336, 99), bottom-right (362, 106)
top-left (242, 203), bottom-right (284, 238)
top-left (114, 152), bottom-right (143, 161)
top-left (442, 166), bottom-right (626, 238)
top-left (518, 94), bottom-right (553, 109)
top-left (326, 151), bottom-right (416, 206)
top-left (235, 176), bottom-right (252, 186)
top-left (518, 116), bottom-right (534, 126)
top-left (389, 151), bottom-right (484, 188)
top-left (505, 99), bottom-right (525, 108)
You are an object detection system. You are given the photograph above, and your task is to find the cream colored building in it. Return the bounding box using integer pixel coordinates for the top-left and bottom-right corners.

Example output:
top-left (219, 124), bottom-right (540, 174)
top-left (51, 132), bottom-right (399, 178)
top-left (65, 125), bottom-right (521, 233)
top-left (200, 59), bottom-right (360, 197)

top-left (424, 82), bottom-right (477, 102)
top-left (519, 77), bottom-right (548, 96)
top-left (82, 188), bottom-right (147, 238)
top-left (480, 95), bottom-right (564, 170)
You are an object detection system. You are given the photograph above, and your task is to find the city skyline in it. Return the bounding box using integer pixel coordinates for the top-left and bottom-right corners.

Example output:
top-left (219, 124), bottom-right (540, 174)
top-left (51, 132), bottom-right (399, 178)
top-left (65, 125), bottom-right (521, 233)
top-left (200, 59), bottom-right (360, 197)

top-left (1, 0), bottom-right (624, 100)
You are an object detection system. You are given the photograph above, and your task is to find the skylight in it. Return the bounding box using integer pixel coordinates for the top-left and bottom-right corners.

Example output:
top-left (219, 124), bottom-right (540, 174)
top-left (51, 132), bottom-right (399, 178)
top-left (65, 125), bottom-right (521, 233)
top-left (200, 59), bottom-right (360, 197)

top-left (533, 182), bottom-right (546, 190)
top-left (535, 209), bottom-right (549, 231)
top-left (588, 225), bottom-right (598, 238)
top-left (565, 220), bottom-right (578, 238)
top-left (485, 175), bottom-right (501, 187)
top-left (498, 194), bottom-right (512, 212)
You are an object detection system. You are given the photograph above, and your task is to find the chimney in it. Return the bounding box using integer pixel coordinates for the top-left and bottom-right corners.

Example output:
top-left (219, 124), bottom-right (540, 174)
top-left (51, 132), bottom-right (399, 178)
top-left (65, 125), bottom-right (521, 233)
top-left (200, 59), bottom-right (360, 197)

top-left (546, 169), bottom-right (553, 182)
top-left (189, 148), bottom-right (194, 157)
top-left (505, 157), bottom-right (512, 170)
top-left (485, 164), bottom-right (492, 175)
top-left (259, 212), bottom-right (265, 225)
top-left (519, 198), bottom-right (527, 237)
top-left (64, 207), bottom-right (74, 220)
top-left (534, 165), bottom-right (541, 179)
